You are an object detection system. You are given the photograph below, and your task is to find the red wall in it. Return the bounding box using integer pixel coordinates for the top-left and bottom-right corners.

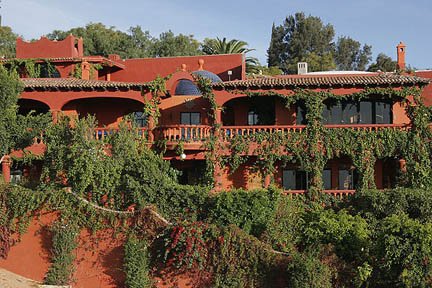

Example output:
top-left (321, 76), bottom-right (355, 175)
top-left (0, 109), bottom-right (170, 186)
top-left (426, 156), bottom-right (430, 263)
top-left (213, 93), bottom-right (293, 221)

top-left (417, 71), bottom-right (432, 106)
top-left (111, 54), bottom-right (245, 83)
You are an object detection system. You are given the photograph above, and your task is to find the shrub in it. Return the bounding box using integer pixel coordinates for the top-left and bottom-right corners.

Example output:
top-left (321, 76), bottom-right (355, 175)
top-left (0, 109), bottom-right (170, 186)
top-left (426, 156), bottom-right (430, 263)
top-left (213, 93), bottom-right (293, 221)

top-left (204, 186), bottom-right (280, 237)
top-left (372, 213), bottom-right (432, 287)
top-left (45, 220), bottom-right (79, 285)
top-left (124, 236), bottom-right (154, 288)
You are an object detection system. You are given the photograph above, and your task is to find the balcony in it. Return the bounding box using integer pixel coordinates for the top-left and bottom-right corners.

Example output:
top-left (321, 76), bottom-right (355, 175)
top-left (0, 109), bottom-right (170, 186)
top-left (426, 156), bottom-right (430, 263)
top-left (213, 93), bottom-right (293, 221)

top-left (285, 189), bottom-right (356, 199)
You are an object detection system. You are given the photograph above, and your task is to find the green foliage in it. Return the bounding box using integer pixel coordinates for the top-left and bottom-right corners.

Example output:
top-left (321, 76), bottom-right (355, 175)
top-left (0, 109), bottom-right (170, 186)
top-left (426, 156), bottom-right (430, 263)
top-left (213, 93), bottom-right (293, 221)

top-left (202, 37), bottom-right (259, 73)
top-left (286, 249), bottom-right (334, 288)
top-left (368, 53), bottom-right (397, 72)
top-left (374, 213), bottom-right (432, 287)
top-left (261, 195), bottom-right (305, 252)
top-left (0, 26), bottom-right (18, 58)
top-left (124, 236), bottom-right (154, 288)
top-left (211, 225), bottom-right (286, 288)
top-left (300, 203), bottom-right (370, 261)
top-left (268, 13), bottom-right (373, 73)
top-left (0, 64), bottom-right (50, 157)
top-left (335, 36), bottom-right (372, 71)
top-left (204, 186), bottom-right (280, 237)
top-left (44, 220), bottom-right (79, 285)
top-left (152, 30), bottom-right (202, 57)
top-left (40, 116), bottom-right (209, 220)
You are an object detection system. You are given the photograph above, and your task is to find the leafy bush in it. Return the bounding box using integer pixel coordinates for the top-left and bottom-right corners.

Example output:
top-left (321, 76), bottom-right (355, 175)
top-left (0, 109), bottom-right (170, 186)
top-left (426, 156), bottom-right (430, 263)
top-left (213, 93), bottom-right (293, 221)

top-left (45, 220), bottom-right (79, 285)
top-left (300, 203), bottom-right (370, 261)
top-left (286, 249), bottom-right (334, 288)
top-left (260, 194), bottom-right (304, 252)
top-left (350, 188), bottom-right (432, 222)
top-left (372, 213), bottom-right (432, 287)
top-left (124, 236), bottom-right (154, 288)
top-left (204, 186), bottom-right (280, 237)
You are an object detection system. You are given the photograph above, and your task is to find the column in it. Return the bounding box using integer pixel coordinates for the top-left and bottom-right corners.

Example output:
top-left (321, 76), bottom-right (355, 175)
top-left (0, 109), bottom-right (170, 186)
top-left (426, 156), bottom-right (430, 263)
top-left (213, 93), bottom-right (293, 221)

top-left (2, 156), bottom-right (11, 183)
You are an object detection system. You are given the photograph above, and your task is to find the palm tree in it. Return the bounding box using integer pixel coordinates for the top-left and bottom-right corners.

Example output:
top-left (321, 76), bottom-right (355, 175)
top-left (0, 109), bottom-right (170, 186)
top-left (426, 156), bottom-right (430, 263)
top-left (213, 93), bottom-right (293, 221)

top-left (202, 37), bottom-right (260, 73)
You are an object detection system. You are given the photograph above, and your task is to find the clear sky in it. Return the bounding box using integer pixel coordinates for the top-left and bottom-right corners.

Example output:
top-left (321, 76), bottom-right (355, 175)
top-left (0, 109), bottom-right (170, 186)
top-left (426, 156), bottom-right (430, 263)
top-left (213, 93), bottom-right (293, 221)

top-left (2, 0), bottom-right (431, 70)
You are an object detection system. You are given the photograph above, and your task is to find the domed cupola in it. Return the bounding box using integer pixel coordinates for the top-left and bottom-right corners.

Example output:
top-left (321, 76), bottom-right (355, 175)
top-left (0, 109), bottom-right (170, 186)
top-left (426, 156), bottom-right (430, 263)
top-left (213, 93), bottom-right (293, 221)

top-left (174, 59), bottom-right (222, 96)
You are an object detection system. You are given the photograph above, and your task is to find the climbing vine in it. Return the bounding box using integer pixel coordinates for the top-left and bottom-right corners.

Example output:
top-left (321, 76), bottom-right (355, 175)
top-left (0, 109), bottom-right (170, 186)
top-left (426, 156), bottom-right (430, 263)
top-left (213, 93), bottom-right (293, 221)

top-left (204, 85), bottom-right (432, 195)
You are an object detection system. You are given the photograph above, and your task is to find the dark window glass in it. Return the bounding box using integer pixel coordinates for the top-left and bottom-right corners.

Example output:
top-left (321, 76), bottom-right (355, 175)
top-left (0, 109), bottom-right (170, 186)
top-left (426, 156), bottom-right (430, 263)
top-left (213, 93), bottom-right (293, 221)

top-left (181, 112), bottom-right (200, 125)
top-left (248, 110), bottom-right (259, 125)
top-left (180, 112), bottom-right (201, 140)
top-left (343, 103), bottom-right (359, 124)
top-left (338, 169), bottom-right (358, 190)
top-left (296, 105), bottom-right (307, 125)
top-left (283, 170), bottom-right (307, 190)
top-left (375, 102), bottom-right (392, 124)
top-left (323, 169), bottom-right (332, 190)
top-left (359, 101), bottom-right (373, 124)
top-left (130, 111), bottom-right (146, 127)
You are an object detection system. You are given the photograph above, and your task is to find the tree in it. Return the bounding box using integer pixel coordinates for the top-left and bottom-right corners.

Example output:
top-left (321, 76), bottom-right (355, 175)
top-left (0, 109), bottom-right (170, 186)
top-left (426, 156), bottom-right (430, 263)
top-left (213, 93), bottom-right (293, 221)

top-left (47, 23), bottom-right (156, 59)
top-left (367, 53), bottom-right (397, 72)
top-left (0, 65), bottom-right (49, 159)
top-left (0, 26), bottom-right (18, 58)
top-left (151, 30), bottom-right (202, 58)
top-left (335, 36), bottom-right (372, 71)
top-left (202, 37), bottom-right (260, 73)
top-left (267, 13), bottom-right (373, 74)
top-left (267, 12), bottom-right (335, 74)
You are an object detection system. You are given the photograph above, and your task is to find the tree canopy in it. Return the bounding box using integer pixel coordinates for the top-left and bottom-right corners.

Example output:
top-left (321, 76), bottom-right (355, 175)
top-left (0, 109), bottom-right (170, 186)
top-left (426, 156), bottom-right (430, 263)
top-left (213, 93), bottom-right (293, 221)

top-left (0, 26), bottom-right (18, 58)
top-left (367, 53), bottom-right (397, 72)
top-left (202, 37), bottom-right (260, 73)
top-left (267, 13), bottom-right (373, 74)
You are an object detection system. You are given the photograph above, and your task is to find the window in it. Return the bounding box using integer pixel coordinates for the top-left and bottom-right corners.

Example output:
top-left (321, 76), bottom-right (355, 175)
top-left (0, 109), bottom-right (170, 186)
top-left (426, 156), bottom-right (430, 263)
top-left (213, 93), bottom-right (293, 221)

top-left (181, 112), bottom-right (200, 125)
top-left (338, 168), bottom-right (357, 190)
top-left (296, 105), bottom-right (307, 125)
top-left (248, 110), bottom-right (259, 126)
top-left (282, 169), bottom-right (332, 190)
top-left (283, 170), bottom-right (308, 190)
top-left (180, 112), bottom-right (201, 140)
top-left (323, 169), bottom-right (332, 190)
top-left (130, 111), bottom-right (146, 127)
top-left (321, 100), bottom-right (392, 125)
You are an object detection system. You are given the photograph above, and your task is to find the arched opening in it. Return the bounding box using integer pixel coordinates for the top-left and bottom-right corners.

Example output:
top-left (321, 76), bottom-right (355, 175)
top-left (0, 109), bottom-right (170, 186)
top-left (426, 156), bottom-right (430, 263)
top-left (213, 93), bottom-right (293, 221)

top-left (18, 99), bottom-right (50, 116)
top-left (62, 98), bottom-right (144, 127)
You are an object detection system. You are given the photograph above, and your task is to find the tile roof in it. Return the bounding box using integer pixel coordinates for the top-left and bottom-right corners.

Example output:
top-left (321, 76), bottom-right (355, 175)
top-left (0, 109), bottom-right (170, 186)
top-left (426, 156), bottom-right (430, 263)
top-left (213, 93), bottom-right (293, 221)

top-left (21, 78), bottom-right (150, 91)
top-left (0, 56), bottom-right (125, 69)
top-left (212, 73), bottom-right (430, 89)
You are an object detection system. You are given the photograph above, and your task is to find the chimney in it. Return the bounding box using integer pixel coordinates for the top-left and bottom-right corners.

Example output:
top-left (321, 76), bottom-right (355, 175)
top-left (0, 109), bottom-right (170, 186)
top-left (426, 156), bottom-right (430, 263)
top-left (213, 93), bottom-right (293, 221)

top-left (108, 54), bottom-right (120, 61)
top-left (397, 42), bottom-right (406, 70)
top-left (297, 62), bottom-right (308, 75)
top-left (81, 61), bottom-right (90, 80)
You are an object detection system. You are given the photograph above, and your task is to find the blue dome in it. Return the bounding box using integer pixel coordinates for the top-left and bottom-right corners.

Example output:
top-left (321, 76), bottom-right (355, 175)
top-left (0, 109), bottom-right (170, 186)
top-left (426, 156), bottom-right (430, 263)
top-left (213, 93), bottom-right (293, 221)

top-left (192, 70), bottom-right (222, 83)
top-left (175, 79), bottom-right (201, 96)
top-left (174, 71), bottom-right (222, 96)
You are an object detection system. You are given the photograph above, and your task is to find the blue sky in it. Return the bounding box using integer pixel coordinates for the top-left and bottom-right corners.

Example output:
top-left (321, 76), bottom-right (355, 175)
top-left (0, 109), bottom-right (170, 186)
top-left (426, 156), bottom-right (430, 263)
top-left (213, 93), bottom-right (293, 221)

top-left (2, 0), bottom-right (431, 69)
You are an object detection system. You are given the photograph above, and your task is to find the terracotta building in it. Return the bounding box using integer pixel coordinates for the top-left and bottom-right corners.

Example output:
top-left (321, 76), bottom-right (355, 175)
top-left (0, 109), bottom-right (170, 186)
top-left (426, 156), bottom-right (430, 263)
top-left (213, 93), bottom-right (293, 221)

top-left (1, 36), bottom-right (431, 196)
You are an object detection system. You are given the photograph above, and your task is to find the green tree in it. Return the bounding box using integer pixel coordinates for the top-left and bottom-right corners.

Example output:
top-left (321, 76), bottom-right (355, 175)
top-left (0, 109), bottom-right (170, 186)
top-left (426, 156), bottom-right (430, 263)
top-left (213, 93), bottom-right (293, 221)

top-left (202, 37), bottom-right (260, 73)
top-left (0, 26), bottom-right (17, 59)
top-left (367, 53), bottom-right (397, 72)
top-left (47, 23), bottom-right (154, 59)
top-left (0, 65), bottom-right (49, 160)
top-left (335, 36), bottom-right (372, 71)
top-left (151, 30), bottom-right (202, 57)
top-left (267, 12), bottom-right (335, 74)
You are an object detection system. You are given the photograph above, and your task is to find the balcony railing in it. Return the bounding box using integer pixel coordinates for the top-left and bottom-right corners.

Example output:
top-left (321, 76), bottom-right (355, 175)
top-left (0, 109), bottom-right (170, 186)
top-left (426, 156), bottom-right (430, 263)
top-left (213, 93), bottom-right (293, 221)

top-left (93, 127), bottom-right (150, 141)
top-left (221, 125), bottom-right (306, 140)
top-left (156, 125), bottom-right (212, 142)
top-left (285, 189), bottom-right (356, 199)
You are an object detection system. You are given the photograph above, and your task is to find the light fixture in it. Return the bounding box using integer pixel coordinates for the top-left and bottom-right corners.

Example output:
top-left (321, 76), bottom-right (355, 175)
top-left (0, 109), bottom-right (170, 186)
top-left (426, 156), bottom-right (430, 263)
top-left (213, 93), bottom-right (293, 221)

top-left (227, 70), bottom-right (232, 81)
top-left (180, 153), bottom-right (187, 160)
